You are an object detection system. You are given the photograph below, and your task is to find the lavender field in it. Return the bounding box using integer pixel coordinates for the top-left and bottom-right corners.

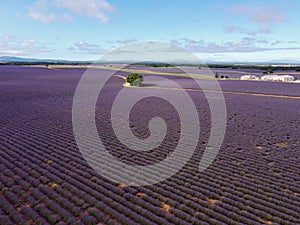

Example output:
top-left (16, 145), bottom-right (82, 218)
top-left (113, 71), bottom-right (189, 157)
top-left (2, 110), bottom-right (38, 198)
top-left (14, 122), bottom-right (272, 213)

top-left (0, 65), bottom-right (300, 225)
top-left (125, 65), bottom-right (300, 80)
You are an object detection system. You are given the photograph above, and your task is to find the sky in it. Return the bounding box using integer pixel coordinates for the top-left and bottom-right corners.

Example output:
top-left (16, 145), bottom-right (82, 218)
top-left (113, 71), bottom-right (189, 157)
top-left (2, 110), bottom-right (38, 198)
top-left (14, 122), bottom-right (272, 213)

top-left (1, 0), bottom-right (300, 62)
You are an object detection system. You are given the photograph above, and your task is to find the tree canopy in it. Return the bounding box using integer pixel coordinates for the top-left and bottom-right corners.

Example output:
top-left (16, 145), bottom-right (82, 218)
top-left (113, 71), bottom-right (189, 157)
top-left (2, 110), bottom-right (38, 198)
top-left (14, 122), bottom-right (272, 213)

top-left (126, 72), bottom-right (143, 86)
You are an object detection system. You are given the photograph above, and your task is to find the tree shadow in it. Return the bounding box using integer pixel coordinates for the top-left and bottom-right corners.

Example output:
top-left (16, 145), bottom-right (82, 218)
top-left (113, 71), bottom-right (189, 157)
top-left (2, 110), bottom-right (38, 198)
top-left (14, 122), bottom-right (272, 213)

top-left (141, 83), bottom-right (157, 87)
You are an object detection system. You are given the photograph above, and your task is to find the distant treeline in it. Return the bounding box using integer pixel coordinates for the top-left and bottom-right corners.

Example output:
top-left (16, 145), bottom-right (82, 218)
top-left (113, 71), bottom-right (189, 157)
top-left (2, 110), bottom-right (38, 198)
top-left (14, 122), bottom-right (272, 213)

top-left (131, 62), bottom-right (175, 67)
top-left (0, 62), bottom-right (91, 66)
top-left (1, 61), bottom-right (300, 71)
top-left (206, 64), bottom-right (300, 71)
top-left (133, 62), bottom-right (300, 71)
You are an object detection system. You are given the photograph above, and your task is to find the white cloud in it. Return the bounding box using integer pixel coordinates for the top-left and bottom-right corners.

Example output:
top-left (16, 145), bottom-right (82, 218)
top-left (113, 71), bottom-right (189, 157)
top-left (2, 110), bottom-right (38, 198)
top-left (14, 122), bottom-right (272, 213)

top-left (256, 39), bottom-right (268, 44)
top-left (226, 4), bottom-right (286, 38)
top-left (228, 37), bottom-right (256, 47)
top-left (0, 50), bottom-right (24, 55)
top-left (115, 38), bottom-right (138, 44)
top-left (67, 40), bottom-right (108, 54)
top-left (257, 26), bottom-right (271, 34)
top-left (28, 0), bottom-right (115, 23)
top-left (223, 25), bottom-right (271, 36)
top-left (223, 25), bottom-right (244, 34)
top-left (0, 34), bottom-right (52, 56)
top-left (29, 11), bottom-right (72, 23)
top-left (28, 0), bottom-right (72, 23)
top-left (271, 40), bottom-right (283, 46)
top-left (229, 5), bottom-right (287, 23)
top-left (55, 0), bottom-right (115, 23)
top-left (170, 38), bottom-right (300, 53)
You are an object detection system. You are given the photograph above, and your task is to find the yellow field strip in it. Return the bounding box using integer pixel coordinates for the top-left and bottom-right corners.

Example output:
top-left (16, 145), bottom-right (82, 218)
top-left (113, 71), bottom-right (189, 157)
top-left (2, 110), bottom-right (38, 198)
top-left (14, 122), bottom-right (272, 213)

top-left (46, 65), bottom-right (213, 79)
top-left (113, 76), bottom-right (300, 100)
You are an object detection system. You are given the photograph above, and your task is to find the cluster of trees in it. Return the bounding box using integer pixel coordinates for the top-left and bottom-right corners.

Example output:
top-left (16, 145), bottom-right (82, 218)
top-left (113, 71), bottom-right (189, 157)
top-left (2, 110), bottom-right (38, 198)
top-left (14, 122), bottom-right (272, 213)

top-left (214, 72), bottom-right (229, 79)
top-left (263, 68), bottom-right (274, 74)
top-left (131, 62), bottom-right (174, 67)
top-left (208, 64), bottom-right (300, 71)
top-left (126, 73), bottom-right (143, 86)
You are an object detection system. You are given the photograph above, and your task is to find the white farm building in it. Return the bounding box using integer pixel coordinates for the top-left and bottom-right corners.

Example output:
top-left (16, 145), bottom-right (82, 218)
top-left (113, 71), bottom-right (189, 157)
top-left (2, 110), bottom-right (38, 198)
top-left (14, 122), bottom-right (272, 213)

top-left (260, 75), bottom-right (295, 82)
top-left (240, 75), bottom-right (259, 80)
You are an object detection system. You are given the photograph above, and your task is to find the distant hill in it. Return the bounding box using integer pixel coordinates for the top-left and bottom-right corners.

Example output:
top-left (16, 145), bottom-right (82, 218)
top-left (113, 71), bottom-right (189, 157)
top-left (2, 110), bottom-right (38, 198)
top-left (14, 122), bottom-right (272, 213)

top-left (0, 56), bottom-right (91, 64)
top-left (262, 59), bottom-right (300, 64)
top-left (1, 56), bottom-right (300, 65)
top-left (0, 56), bottom-right (35, 62)
top-left (204, 59), bottom-right (300, 65)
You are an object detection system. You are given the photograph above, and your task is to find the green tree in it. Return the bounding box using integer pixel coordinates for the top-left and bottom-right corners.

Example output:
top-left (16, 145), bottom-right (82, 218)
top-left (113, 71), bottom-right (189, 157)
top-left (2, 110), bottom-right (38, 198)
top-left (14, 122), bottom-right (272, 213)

top-left (263, 68), bottom-right (274, 74)
top-left (126, 72), bottom-right (143, 86)
top-left (214, 72), bottom-right (219, 79)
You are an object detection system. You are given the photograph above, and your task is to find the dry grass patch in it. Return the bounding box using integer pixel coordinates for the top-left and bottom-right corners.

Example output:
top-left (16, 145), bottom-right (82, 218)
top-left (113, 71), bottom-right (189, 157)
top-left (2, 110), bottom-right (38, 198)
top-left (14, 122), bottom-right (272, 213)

top-left (274, 142), bottom-right (288, 147)
top-left (136, 192), bottom-right (145, 198)
top-left (161, 202), bottom-right (171, 214)
top-left (258, 218), bottom-right (273, 224)
top-left (50, 183), bottom-right (59, 188)
top-left (118, 183), bottom-right (127, 189)
top-left (207, 198), bottom-right (221, 205)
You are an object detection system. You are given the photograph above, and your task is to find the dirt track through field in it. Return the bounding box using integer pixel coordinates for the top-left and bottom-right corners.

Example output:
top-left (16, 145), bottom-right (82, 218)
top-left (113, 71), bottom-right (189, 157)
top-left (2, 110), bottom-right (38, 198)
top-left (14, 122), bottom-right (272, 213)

top-left (114, 75), bottom-right (300, 100)
top-left (142, 86), bottom-right (300, 99)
